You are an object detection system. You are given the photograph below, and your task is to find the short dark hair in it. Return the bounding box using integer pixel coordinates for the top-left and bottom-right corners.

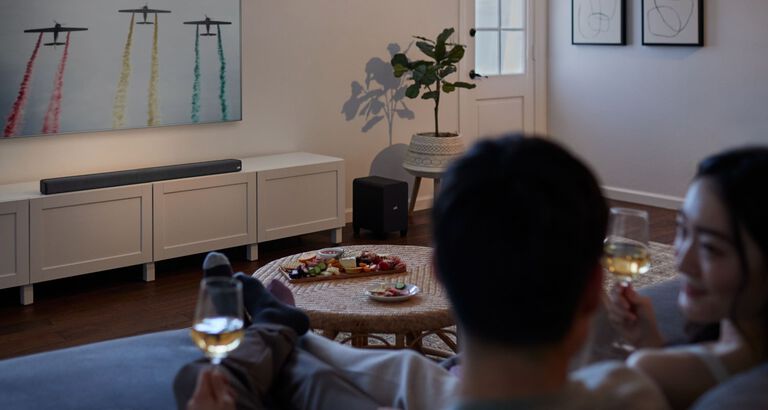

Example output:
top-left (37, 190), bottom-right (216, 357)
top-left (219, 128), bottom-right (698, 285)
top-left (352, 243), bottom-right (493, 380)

top-left (433, 135), bottom-right (607, 346)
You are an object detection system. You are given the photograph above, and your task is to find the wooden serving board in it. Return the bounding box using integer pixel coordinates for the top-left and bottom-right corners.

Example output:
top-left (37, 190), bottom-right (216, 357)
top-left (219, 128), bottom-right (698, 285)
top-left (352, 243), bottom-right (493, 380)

top-left (281, 267), bottom-right (407, 284)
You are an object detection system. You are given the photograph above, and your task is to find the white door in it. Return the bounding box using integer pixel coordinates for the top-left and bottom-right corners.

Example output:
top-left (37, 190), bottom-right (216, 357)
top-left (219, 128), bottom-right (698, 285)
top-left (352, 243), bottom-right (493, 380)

top-left (459, 0), bottom-right (547, 144)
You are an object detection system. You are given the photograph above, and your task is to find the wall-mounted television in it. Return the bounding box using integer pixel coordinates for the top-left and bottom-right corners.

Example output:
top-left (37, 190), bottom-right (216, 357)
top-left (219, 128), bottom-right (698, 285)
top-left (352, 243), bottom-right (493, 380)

top-left (0, 0), bottom-right (242, 139)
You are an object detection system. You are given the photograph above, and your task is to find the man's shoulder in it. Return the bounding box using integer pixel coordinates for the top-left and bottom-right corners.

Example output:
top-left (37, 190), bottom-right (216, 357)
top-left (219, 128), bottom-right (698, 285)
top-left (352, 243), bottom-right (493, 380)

top-left (570, 361), bottom-right (671, 410)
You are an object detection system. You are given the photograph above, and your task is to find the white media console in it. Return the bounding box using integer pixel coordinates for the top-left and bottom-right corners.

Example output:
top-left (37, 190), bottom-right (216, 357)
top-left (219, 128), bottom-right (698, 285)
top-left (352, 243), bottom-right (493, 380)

top-left (0, 152), bottom-right (345, 305)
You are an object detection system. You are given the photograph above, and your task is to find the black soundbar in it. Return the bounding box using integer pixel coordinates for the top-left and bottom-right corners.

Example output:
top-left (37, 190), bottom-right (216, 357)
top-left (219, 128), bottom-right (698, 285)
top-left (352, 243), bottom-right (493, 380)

top-left (40, 159), bottom-right (243, 195)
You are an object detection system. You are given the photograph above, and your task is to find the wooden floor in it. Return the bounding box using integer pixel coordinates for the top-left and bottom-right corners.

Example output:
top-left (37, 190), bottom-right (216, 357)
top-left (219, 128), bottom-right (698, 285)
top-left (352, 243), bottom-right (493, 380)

top-left (0, 201), bottom-right (677, 360)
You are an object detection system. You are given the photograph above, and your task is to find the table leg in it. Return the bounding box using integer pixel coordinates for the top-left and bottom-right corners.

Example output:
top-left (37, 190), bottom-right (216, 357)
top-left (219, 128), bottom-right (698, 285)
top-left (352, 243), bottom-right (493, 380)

top-left (433, 178), bottom-right (441, 203)
top-left (351, 333), bottom-right (368, 348)
top-left (406, 331), bottom-right (423, 352)
top-left (409, 177), bottom-right (422, 217)
top-left (246, 244), bottom-right (259, 261)
top-left (330, 228), bottom-right (343, 245)
top-left (143, 262), bottom-right (155, 282)
top-left (20, 285), bottom-right (33, 306)
top-left (395, 333), bottom-right (406, 349)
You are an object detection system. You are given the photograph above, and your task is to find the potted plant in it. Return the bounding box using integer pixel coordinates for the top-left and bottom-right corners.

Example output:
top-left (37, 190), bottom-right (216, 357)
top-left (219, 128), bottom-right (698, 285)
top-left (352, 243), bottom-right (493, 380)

top-left (391, 27), bottom-right (476, 177)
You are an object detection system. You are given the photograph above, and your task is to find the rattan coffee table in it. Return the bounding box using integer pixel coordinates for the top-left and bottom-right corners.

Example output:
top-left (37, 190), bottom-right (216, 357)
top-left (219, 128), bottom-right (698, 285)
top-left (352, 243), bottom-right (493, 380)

top-left (252, 245), bottom-right (457, 357)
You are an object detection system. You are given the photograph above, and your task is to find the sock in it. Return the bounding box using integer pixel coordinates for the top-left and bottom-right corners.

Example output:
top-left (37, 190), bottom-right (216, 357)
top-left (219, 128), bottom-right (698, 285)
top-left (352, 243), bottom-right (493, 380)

top-left (202, 252), bottom-right (234, 278)
top-left (234, 272), bottom-right (310, 335)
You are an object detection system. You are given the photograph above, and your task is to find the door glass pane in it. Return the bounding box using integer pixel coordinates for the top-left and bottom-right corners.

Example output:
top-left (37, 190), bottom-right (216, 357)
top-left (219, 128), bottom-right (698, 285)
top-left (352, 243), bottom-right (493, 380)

top-left (501, 0), bottom-right (524, 29)
top-left (501, 31), bottom-right (524, 74)
top-left (476, 0), bottom-right (499, 29)
top-left (476, 31), bottom-right (500, 76)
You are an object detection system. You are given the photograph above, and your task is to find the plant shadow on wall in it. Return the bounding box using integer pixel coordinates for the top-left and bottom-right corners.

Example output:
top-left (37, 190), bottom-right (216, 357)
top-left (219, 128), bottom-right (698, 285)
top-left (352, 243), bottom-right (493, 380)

top-left (342, 43), bottom-right (415, 146)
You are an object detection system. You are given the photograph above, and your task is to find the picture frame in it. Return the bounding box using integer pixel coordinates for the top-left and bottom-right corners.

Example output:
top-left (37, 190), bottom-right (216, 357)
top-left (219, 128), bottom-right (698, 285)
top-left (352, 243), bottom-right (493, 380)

top-left (572, 0), bottom-right (626, 45)
top-left (1, 0), bottom-right (242, 140)
top-left (642, 0), bottom-right (703, 46)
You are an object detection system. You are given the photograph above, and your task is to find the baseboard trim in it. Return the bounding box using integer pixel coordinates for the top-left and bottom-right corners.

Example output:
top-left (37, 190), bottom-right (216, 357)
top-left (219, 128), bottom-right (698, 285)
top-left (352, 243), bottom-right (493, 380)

top-left (603, 186), bottom-right (683, 210)
top-left (344, 196), bottom-right (434, 223)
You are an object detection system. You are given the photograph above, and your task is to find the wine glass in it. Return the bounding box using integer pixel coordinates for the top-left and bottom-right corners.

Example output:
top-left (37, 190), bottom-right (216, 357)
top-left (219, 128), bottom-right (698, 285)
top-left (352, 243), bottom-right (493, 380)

top-left (190, 277), bottom-right (245, 365)
top-left (602, 207), bottom-right (651, 353)
top-left (602, 207), bottom-right (651, 286)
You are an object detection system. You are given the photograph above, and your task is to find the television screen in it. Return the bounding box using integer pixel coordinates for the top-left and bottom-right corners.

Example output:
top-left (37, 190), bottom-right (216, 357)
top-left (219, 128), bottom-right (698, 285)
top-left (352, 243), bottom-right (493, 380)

top-left (0, 0), bottom-right (242, 139)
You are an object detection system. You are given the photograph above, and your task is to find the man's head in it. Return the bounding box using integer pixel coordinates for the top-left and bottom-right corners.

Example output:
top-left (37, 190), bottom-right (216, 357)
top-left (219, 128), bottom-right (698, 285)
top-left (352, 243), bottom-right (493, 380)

top-left (433, 135), bottom-right (607, 348)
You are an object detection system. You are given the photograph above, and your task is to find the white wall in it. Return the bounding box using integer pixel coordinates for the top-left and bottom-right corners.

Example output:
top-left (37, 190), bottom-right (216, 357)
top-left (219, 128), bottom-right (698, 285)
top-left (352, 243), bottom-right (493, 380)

top-left (0, 0), bottom-right (461, 213)
top-left (549, 0), bottom-right (768, 208)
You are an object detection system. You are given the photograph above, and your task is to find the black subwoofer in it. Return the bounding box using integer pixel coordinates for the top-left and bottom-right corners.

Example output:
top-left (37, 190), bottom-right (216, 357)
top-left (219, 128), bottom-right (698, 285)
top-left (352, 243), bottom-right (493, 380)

top-left (353, 176), bottom-right (408, 237)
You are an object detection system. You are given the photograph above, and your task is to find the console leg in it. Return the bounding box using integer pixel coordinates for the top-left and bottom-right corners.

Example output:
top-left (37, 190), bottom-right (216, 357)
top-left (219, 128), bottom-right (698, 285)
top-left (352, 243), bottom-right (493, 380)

top-left (409, 177), bottom-right (422, 217)
top-left (247, 244), bottom-right (259, 261)
top-left (330, 228), bottom-right (343, 245)
top-left (143, 262), bottom-right (155, 282)
top-left (20, 285), bottom-right (33, 306)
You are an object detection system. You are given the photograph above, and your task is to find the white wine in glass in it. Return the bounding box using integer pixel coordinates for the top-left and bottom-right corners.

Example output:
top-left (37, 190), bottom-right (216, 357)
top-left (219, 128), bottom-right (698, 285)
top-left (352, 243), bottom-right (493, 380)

top-left (602, 208), bottom-right (651, 285)
top-left (191, 277), bottom-right (245, 365)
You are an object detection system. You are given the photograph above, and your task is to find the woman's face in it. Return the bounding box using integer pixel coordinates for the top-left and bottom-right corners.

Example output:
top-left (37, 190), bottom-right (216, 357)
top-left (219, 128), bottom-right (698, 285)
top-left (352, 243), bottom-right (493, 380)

top-left (676, 179), bottom-right (767, 323)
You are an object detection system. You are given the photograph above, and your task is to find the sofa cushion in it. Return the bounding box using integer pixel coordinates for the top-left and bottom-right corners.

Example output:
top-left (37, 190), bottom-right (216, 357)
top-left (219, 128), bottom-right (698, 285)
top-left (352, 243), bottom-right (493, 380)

top-left (691, 362), bottom-right (768, 410)
top-left (0, 328), bottom-right (201, 410)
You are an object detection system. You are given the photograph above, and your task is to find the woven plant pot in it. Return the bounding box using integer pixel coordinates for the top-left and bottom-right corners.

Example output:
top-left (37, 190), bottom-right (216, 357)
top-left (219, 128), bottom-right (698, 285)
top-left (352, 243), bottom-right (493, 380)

top-left (402, 133), bottom-right (465, 177)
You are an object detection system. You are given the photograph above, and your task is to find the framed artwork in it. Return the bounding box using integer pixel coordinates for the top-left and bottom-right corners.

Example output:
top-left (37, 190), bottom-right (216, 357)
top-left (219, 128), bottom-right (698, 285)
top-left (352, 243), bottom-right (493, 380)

top-left (1, 0), bottom-right (242, 139)
top-left (572, 0), bottom-right (626, 45)
top-left (642, 0), bottom-right (703, 46)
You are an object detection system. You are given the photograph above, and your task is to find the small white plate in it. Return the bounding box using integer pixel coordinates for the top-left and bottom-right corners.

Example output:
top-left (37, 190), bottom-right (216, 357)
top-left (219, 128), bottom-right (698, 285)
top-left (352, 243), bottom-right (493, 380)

top-left (365, 283), bottom-right (420, 302)
top-left (317, 247), bottom-right (344, 260)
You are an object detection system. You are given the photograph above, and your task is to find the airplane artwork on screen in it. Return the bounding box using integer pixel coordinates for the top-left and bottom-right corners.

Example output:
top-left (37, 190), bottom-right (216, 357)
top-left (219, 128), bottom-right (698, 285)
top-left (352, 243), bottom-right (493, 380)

top-left (0, 0), bottom-right (242, 139)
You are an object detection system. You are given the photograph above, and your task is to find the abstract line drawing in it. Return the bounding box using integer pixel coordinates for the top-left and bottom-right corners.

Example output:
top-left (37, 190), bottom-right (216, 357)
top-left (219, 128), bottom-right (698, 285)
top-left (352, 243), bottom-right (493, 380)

top-left (647, 0), bottom-right (694, 38)
top-left (642, 0), bottom-right (703, 46)
top-left (572, 0), bottom-right (625, 45)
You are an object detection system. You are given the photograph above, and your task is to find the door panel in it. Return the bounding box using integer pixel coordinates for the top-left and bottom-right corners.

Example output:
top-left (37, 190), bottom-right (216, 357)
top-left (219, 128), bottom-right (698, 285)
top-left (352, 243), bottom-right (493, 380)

top-left (460, 0), bottom-right (546, 142)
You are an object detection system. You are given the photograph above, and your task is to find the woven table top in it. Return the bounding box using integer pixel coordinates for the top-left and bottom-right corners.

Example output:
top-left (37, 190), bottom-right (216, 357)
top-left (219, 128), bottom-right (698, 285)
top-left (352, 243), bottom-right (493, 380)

top-left (252, 245), bottom-right (454, 334)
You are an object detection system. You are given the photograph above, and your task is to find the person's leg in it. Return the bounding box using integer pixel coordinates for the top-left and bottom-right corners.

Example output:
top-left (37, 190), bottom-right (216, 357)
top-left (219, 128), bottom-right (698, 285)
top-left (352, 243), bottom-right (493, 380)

top-left (174, 323), bottom-right (298, 410)
top-left (280, 333), bottom-right (460, 410)
top-left (203, 252), bottom-right (310, 335)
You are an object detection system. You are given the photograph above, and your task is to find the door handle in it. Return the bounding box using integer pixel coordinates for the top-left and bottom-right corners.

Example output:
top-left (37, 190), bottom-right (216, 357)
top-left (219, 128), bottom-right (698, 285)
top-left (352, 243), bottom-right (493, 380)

top-left (470, 28), bottom-right (476, 37)
top-left (469, 70), bottom-right (486, 80)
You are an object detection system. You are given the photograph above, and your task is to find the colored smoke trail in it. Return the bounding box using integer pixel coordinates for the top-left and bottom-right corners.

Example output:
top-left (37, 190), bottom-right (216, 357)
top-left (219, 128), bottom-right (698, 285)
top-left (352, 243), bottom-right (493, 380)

top-left (147, 14), bottom-right (160, 126)
top-left (217, 25), bottom-right (229, 121)
top-left (42, 33), bottom-right (71, 134)
top-left (4, 33), bottom-right (43, 137)
top-left (113, 13), bottom-right (135, 129)
top-left (191, 25), bottom-right (201, 123)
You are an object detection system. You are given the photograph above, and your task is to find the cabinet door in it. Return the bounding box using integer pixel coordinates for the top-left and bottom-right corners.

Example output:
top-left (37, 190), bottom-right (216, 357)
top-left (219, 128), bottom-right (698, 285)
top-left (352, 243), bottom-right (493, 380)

top-left (258, 160), bottom-right (345, 242)
top-left (29, 185), bottom-right (152, 283)
top-left (153, 172), bottom-right (257, 261)
top-left (0, 201), bottom-right (29, 290)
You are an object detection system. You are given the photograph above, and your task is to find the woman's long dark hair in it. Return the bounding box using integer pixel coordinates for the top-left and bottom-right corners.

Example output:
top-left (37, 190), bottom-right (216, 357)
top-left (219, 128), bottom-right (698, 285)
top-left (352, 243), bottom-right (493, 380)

top-left (687, 147), bottom-right (768, 350)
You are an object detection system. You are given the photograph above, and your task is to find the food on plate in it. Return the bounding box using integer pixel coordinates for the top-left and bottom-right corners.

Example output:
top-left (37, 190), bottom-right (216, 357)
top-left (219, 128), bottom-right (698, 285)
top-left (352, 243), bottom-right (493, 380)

top-left (340, 257), bottom-right (358, 270)
top-left (298, 252), bottom-right (317, 263)
top-left (282, 250), bottom-right (406, 280)
top-left (369, 282), bottom-right (410, 297)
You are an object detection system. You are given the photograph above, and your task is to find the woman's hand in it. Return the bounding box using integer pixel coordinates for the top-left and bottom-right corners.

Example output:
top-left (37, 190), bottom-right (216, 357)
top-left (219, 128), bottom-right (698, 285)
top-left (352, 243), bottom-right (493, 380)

top-left (604, 283), bottom-right (665, 348)
top-left (186, 368), bottom-right (236, 410)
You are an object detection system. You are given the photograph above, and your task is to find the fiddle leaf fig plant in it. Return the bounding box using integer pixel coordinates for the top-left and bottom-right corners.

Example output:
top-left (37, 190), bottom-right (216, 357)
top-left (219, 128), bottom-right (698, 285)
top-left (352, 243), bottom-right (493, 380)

top-left (391, 28), bottom-right (476, 137)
